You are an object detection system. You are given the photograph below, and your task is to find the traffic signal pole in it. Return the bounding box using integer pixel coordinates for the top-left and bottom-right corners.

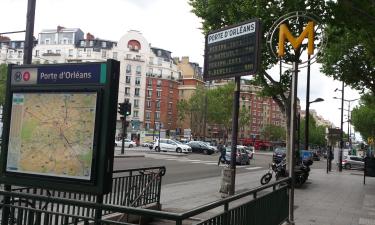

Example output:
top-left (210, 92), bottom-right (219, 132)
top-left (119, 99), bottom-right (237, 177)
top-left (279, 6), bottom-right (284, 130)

top-left (121, 116), bottom-right (126, 154)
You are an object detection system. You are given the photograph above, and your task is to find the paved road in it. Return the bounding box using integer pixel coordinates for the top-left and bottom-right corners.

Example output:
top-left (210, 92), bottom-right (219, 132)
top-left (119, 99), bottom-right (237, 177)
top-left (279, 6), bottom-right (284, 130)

top-left (114, 146), bottom-right (328, 185)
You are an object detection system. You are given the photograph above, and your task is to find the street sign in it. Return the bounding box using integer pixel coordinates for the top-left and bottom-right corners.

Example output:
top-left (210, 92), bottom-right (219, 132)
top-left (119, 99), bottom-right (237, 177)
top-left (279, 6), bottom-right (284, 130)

top-left (0, 60), bottom-right (120, 194)
top-left (203, 19), bottom-right (261, 81)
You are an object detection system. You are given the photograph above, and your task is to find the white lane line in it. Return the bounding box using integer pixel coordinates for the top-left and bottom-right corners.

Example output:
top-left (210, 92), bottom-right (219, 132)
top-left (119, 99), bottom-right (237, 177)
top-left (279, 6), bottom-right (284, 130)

top-left (164, 158), bottom-right (179, 160)
top-left (191, 161), bottom-right (217, 164)
top-left (245, 167), bottom-right (262, 170)
top-left (204, 162), bottom-right (218, 165)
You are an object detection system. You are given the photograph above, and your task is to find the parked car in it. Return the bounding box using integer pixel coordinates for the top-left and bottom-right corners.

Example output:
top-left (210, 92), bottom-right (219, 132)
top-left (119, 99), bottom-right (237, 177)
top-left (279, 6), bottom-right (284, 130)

top-left (342, 155), bottom-right (364, 170)
top-left (115, 139), bottom-right (136, 148)
top-left (243, 145), bottom-right (255, 159)
top-left (142, 141), bottom-right (153, 147)
top-left (312, 152), bottom-right (320, 161)
top-left (224, 146), bottom-right (250, 165)
top-left (152, 138), bottom-right (192, 153)
top-left (187, 141), bottom-right (215, 155)
top-left (273, 147), bottom-right (287, 163)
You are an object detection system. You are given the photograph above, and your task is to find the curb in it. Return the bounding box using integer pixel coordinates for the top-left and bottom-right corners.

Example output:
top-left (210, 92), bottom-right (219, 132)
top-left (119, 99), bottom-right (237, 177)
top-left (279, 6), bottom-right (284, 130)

top-left (114, 154), bottom-right (145, 158)
top-left (147, 152), bottom-right (189, 157)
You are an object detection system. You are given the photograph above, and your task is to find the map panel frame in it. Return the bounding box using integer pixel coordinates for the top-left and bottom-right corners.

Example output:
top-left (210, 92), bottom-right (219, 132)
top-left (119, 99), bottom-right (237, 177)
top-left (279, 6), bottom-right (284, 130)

top-left (0, 60), bottom-right (120, 194)
top-left (6, 90), bottom-right (100, 181)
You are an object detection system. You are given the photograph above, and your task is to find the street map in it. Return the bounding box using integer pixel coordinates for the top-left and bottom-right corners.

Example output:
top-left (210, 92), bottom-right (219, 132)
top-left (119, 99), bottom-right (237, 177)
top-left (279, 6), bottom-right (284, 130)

top-left (6, 92), bottom-right (97, 180)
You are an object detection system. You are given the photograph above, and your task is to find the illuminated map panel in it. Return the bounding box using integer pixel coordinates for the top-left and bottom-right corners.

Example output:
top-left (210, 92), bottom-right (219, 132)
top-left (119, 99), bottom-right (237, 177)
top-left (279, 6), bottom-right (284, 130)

top-left (6, 92), bottom-right (97, 180)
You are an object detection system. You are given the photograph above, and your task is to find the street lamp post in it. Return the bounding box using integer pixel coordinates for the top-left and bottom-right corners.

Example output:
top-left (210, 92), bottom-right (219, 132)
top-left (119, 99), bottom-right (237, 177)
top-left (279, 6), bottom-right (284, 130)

top-left (334, 81), bottom-right (345, 172)
top-left (304, 97), bottom-right (324, 150)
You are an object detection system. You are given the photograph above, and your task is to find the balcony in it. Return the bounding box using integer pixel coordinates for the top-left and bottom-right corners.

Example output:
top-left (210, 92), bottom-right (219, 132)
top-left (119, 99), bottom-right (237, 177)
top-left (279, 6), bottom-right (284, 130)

top-left (42, 53), bottom-right (61, 57)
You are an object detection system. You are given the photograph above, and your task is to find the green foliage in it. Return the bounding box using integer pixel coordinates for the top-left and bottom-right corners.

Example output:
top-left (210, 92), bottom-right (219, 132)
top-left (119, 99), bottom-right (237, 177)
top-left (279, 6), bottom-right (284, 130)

top-left (351, 94), bottom-right (375, 140)
top-left (260, 124), bottom-right (286, 141)
top-left (239, 105), bottom-right (251, 130)
top-left (319, 0), bottom-right (375, 94)
top-left (189, 0), bottom-right (333, 115)
top-left (0, 64), bottom-right (7, 105)
top-left (177, 99), bottom-right (190, 123)
top-left (299, 114), bottom-right (327, 147)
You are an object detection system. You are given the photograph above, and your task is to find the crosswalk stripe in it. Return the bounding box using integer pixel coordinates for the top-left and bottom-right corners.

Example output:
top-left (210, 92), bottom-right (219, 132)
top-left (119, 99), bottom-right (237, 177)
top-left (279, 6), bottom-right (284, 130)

top-left (204, 162), bottom-right (218, 165)
top-left (191, 161), bottom-right (216, 164)
top-left (245, 167), bottom-right (262, 170)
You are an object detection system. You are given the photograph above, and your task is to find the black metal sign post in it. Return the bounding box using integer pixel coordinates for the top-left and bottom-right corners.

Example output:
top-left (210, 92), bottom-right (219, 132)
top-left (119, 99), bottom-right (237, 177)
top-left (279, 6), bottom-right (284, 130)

top-left (204, 19), bottom-right (261, 196)
top-left (121, 116), bottom-right (125, 154)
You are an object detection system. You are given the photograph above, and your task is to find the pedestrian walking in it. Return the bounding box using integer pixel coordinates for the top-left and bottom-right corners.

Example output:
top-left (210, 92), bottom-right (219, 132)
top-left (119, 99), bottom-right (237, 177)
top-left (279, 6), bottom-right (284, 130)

top-left (217, 141), bottom-right (226, 166)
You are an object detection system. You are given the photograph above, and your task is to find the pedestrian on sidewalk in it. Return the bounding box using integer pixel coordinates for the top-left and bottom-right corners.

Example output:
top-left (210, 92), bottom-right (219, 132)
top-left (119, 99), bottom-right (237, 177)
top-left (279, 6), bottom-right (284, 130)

top-left (217, 141), bottom-right (226, 166)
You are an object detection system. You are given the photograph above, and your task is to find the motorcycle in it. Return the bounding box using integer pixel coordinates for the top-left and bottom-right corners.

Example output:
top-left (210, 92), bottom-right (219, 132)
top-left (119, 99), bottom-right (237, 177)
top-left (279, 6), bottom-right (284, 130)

top-left (260, 159), bottom-right (311, 187)
top-left (260, 159), bottom-right (288, 185)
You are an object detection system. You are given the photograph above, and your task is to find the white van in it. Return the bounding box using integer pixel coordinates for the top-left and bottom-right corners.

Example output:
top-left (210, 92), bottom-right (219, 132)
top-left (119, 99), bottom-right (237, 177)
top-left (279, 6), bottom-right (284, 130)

top-left (153, 138), bottom-right (192, 153)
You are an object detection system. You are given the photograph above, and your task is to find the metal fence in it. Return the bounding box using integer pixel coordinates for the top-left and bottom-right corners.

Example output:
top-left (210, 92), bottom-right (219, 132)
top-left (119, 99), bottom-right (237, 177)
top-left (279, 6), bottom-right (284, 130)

top-left (0, 176), bottom-right (290, 225)
top-left (0, 166), bottom-right (165, 225)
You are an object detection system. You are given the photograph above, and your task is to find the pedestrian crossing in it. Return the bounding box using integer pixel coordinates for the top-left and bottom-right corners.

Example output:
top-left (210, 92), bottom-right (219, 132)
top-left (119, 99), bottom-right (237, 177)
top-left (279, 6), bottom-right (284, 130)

top-left (146, 154), bottom-right (263, 170)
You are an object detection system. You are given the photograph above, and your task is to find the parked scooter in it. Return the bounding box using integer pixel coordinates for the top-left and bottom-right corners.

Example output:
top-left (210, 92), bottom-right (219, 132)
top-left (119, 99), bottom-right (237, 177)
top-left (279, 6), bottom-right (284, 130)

top-left (260, 159), bottom-right (288, 185)
top-left (260, 159), bottom-right (311, 187)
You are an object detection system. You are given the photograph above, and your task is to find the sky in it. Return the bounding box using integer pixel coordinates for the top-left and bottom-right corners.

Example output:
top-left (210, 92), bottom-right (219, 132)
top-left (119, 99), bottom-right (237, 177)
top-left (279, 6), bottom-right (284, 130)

top-left (1, 0), bottom-right (362, 139)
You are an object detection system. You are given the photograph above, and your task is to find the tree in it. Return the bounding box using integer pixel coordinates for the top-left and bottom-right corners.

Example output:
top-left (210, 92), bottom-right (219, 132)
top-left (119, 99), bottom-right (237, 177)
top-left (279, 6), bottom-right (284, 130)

top-left (176, 99), bottom-right (190, 127)
top-left (189, 0), bottom-right (332, 149)
top-left (239, 105), bottom-right (251, 132)
top-left (0, 64), bottom-right (7, 105)
top-left (188, 85), bottom-right (207, 138)
top-left (299, 115), bottom-right (327, 148)
top-left (351, 94), bottom-right (375, 140)
top-left (260, 124), bottom-right (286, 141)
top-left (319, 0), bottom-right (375, 94)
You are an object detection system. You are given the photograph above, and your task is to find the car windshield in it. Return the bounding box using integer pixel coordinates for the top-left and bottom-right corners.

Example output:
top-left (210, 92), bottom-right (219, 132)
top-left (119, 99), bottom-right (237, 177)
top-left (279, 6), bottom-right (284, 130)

top-left (173, 140), bottom-right (183, 145)
top-left (275, 147), bottom-right (286, 153)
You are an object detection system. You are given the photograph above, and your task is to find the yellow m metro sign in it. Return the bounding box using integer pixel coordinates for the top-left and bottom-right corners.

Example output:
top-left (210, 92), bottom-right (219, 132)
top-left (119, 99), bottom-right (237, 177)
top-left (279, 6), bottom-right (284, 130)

top-left (278, 21), bottom-right (315, 57)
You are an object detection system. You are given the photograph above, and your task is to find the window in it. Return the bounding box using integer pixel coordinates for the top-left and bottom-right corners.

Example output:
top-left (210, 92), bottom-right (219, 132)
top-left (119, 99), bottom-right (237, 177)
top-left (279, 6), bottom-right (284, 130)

top-left (126, 76), bottom-right (131, 84)
top-left (147, 90), bottom-right (152, 98)
top-left (17, 51), bottom-right (22, 58)
top-left (145, 122), bottom-right (150, 130)
top-left (157, 58), bottom-right (162, 65)
top-left (149, 57), bottom-right (154, 65)
top-left (158, 69), bottom-right (162, 76)
top-left (102, 50), bottom-right (107, 58)
top-left (101, 42), bottom-right (107, 48)
top-left (20, 42), bottom-right (24, 48)
top-left (168, 103), bottom-right (172, 110)
top-left (47, 50), bottom-right (52, 54)
top-left (133, 110), bottom-right (138, 117)
top-left (77, 50), bottom-right (82, 57)
top-left (125, 87), bottom-right (130, 95)
top-left (63, 39), bottom-right (68, 44)
top-left (56, 50), bottom-right (61, 54)
top-left (147, 79), bottom-right (152, 86)
top-left (135, 77), bottom-right (141, 85)
top-left (146, 111), bottom-right (151, 119)
top-left (134, 88), bottom-right (140, 96)
top-left (89, 41), bottom-right (94, 46)
top-left (156, 101), bottom-right (160, 109)
top-left (68, 49), bottom-right (73, 56)
top-left (157, 90), bottom-right (161, 98)
top-left (157, 80), bottom-right (162, 87)
top-left (126, 64), bottom-right (131, 74)
top-left (126, 54), bottom-right (131, 59)
top-left (87, 49), bottom-right (91, 57)
top-left (80, 41), bottom-right (85, 47)
top-left (113, 52), bottom-right (118, 60)
top-left (155, 112), bottom-right (160, 120)
top-left (136, 65), bottom-right (141, 75)
top-left (136, 55), bottom-right (141, 60)
top-left (134, 99), bottom-right (139, 108)
top-left (45, 39), bottom-right (50, 44)
top-left (146, 100), bottom-right (151, 109)
top-left (35, 50), bottom-right (39, 56)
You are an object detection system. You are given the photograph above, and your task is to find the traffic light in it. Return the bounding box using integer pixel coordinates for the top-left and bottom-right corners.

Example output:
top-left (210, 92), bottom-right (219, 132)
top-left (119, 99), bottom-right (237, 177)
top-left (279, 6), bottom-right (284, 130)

top-left (124, 101), bottom-right (132, 116)
top-left (118, 102), bottom-right (125, 115)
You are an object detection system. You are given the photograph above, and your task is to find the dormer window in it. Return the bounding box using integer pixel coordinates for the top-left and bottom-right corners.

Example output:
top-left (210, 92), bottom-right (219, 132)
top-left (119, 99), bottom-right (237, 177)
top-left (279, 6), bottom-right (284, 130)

top-left (102, 42), bottom-right (107, 48)
top-left (127, 40), bottom-right (141, 52)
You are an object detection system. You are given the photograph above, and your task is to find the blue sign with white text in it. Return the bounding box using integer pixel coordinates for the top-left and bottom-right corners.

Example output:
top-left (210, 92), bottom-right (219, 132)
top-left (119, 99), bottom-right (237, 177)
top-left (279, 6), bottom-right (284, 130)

top-left (37, 64), bottom-right (102, 84)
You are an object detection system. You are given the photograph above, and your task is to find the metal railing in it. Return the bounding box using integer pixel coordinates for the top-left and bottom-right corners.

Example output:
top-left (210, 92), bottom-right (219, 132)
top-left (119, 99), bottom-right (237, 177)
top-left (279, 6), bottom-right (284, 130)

top-left (0, 166), bottom-right (165, 225)
top-left (0, 176), bottom-right (290, 225)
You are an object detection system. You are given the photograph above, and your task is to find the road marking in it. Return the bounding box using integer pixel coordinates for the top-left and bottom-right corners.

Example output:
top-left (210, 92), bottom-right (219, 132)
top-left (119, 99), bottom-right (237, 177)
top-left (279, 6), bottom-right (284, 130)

top-left (204, 162), bottom-right (218, 165)
top-left (245, 167), bottom-right (262, 170)
top-left (191, 161), bottom-right (216, 164)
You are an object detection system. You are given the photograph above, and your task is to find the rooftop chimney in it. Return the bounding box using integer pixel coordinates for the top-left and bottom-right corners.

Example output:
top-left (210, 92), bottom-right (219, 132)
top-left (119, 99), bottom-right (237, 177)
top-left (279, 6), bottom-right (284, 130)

top-left (57, 25), bottom-right (65, 32)
top-left (86, 33), bottom-right (95, 40)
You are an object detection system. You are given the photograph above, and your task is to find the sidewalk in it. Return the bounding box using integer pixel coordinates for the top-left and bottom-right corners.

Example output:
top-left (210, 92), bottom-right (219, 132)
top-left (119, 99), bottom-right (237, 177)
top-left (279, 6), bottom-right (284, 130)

top-left (158, 168), bottom-right (375, 225)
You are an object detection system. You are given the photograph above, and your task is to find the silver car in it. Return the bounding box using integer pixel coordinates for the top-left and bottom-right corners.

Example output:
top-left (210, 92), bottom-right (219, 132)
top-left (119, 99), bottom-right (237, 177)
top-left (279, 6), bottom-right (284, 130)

top-left (342, 155), bottom-right (364, 170)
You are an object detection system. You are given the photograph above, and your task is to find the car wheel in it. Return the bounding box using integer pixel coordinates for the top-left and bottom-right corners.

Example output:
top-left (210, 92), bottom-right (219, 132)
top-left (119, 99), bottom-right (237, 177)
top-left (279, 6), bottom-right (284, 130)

top-left (203, 149), bottom-right (208, 155)
top-left (345, 163), bottom-right (351, 170)
top-left (176, 148), bottom-right (182, 153)
top-left (155, 147), bottom-right (160, 152)
top-left (246, 160), bottom-right (250, 165)
top-left (128, 144), bottom-right (133, 148)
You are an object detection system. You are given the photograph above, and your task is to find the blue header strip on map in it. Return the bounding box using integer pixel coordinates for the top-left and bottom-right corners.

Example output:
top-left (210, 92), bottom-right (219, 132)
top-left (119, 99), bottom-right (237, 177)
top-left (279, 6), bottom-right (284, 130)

top-left (37, 64), bottom-right (102, 85)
